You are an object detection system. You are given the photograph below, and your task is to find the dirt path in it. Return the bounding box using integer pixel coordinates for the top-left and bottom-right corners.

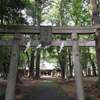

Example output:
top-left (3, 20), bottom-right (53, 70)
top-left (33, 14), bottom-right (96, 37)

top-left (21, 80), bottom-right (74, 100)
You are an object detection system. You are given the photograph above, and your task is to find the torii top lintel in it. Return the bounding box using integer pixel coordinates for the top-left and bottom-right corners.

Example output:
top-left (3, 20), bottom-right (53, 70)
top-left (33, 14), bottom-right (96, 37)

top-left (0, 25), bottom-right (100, 34)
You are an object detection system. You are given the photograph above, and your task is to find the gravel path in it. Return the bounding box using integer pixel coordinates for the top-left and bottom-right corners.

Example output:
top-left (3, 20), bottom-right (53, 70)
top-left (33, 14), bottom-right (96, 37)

top-left (21, 80), bottom-right (74, 100)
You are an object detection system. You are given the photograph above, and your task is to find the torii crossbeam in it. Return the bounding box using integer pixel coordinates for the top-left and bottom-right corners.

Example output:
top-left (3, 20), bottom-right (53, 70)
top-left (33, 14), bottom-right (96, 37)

top-left (0, 25), bottom-right (99, 34)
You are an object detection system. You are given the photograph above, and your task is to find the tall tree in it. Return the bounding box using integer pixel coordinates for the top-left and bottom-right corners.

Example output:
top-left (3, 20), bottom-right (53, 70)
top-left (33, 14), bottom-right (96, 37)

top-left (90, 0), bottom-right (100, 86)
top-left (35, 0), bottom-right (42, 79)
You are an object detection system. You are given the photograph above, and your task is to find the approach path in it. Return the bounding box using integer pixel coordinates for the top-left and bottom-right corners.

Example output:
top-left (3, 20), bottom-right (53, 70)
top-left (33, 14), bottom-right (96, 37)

top-left (21, 79), bottom-right (74, 100)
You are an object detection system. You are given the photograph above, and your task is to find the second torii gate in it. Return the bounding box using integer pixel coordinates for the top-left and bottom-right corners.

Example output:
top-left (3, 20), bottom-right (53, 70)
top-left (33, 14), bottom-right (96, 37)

top-left (0, 25), bottom-right (99, 100)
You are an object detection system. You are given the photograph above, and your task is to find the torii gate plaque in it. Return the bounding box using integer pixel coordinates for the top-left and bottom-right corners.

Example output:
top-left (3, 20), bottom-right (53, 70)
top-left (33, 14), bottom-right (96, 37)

top-left (40, 26), bottom-right (52, 47)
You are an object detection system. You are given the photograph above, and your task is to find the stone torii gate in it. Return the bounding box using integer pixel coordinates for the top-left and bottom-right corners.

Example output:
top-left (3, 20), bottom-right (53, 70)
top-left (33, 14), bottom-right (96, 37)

top-left (0, 25), bottom-right (99, 100)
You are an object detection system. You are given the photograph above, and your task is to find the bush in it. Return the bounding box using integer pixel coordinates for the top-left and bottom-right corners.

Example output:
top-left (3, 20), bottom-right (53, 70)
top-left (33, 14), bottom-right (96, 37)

top-left (0, 93), bottom-right (5, 100)
top-left (86, 95), bottom-right (96, 100)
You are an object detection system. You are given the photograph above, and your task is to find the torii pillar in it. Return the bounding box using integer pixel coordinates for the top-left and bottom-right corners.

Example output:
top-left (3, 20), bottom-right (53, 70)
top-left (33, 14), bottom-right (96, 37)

top-left (72, 33), bottom-right (85, 100)
top-left (5, 33), bottom-right (21, 100)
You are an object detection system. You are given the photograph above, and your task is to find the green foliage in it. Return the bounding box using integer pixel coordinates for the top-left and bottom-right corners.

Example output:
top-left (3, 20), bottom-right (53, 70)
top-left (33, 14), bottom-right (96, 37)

top-left (0, 0), bottom-right (97, 79)
top-left (41, 0), bottom-right (91, 26)
top-left (0, 46), bottom-right (11, 65)
top-left (0, 0), bottom-right (30, 25)
top-left (0, 93), bottom-right (5, 100)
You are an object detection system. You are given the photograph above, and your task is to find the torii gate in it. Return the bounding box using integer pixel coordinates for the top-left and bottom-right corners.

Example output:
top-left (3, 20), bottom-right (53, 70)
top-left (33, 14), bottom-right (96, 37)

top-left (0, 25), bottom-right (99, 100)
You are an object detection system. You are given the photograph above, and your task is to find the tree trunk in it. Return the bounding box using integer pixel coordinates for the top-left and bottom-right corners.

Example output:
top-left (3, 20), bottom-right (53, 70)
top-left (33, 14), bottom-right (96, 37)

top-left (92, 62), bottom-right (97, 76)
top-left (58, 50), bottom-right (66, 79)
top-left (61, 62), bottom-right (65, 79)
top-left (68, 47), bottom-right (73, 78)
top-left (88, 48), bottom-right (97, 76)
top-left (29, 50), bottom-right (35, 79)
top-left (5, 34), bottom-right (21, 100)
top-left (35, 49), bottom-right (41, 79)
top-left (25, 52), bottom-right (30, 77)
top-left (90, 0), bottom-right (100, 85)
